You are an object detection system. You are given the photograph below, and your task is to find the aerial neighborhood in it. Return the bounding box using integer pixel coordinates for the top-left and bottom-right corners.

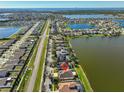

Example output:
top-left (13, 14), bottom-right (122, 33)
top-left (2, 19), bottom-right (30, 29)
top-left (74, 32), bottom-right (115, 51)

top-left (0, 2), bottom-right (124, 92)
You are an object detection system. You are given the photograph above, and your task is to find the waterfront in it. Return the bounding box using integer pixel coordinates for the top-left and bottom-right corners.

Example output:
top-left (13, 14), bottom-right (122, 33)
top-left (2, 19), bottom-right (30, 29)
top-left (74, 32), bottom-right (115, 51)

top-left (0, 18), bottom-right (9, 21)
top-left (113, 19), bottom-right (124, 27)
top-left (67, 24), bottom-right (95, 30)
top-left (0, 27), bottom-right (20, 38)
top-left (70, 36), bottom-right (124, 92)
top-left (64, 14), bottom-right (115, 19)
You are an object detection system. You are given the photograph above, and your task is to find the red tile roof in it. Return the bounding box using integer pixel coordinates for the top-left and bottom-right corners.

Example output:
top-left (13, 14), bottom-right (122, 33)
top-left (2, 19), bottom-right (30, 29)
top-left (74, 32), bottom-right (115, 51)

top-left (58, 82), bottom-right (82, 92)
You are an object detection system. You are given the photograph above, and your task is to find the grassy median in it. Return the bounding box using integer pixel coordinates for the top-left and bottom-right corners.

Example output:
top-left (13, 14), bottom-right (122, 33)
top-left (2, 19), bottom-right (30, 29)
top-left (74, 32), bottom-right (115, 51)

top-left (33, 21), bottom-right (50, 92)
top-left (33, 37), bottom-right (48, 92)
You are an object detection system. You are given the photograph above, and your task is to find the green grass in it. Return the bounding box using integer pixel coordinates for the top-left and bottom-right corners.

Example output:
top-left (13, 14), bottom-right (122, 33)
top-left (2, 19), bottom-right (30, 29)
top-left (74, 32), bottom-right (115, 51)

top-left (0, 88), bottom-right (11, 92)
top-left (46, 28), bottom-right (50, 35)
top-left (52, 80), bottom-right (58, 92)
top-left (17, 22), bottom-right (45, 91)
top-left (33, 20), bottom-right (50, 91)
top-left (41, 20), bottom-right (48, 34)
top-left (9, 27), bottom-right (24, 39)
top-left (65, 29), bottom-right (93, 92)
top-left (17, 69), bottom-right (31, 92)
top-left (19, 19), bottom-right (49, 92)
top-left (0, 39), bottom-right (9, 44)
top-left (14, 66), bottom-right (23, 70)
top-left (9, 72), bottom-right (19, 78)
top-left (52, 84), bottom-right (55, 91)
top-left (17, 38), bottom-right (40, 92)
top-left (38, 21), bottom-right (45, 33)
top-left (33, 36), bottom-right (49, 92)
top-left (75, 65), bottom-right (93, 92)
top-left (28, 20), bottom-right (49, 91)
top-left (66, 27), bottom-right (71, 30)
top-left (68, 34), bottom-right (104, 39)
top-left (10, 34), bottom-right (18, 38)
top-left (17, 48), bottom-right (36, 91)
top-left (29, 41), bottom-right (39, 68)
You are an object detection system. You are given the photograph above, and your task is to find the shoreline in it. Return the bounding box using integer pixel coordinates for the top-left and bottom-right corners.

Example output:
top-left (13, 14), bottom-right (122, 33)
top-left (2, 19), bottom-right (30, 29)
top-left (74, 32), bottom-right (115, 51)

top-left (9, 27), bottom-right (23, 38)
top-left (67, 33), bottom-right (124, 92)
top-left (0, 26), bottom-right (21, 39)
top-left (67, 37), bottom-right (93, 92)
top-left (66, 33), bottom-right (124, 91)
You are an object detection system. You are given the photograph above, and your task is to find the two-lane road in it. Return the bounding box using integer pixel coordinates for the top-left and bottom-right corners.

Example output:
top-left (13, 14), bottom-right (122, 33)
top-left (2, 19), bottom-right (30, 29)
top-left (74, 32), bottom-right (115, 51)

top-left (27, 19), bottom-right (50, 92)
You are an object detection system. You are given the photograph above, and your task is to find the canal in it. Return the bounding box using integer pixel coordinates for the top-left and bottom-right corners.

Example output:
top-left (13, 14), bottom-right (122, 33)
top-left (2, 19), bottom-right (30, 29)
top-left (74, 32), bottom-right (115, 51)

top-left (70, 36), bottom-right (124, 91)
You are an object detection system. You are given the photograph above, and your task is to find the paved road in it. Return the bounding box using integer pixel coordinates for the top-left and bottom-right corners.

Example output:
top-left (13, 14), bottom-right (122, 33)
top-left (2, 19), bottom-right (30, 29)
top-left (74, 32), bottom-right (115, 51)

top-left (26, 19), bottom-right (50, 92)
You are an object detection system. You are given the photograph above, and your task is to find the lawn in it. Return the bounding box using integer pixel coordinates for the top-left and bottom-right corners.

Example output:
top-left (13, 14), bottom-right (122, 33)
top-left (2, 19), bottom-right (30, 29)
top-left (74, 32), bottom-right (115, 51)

top-left (0, 39), bottom-right (9, 45)
top-left (33, 21), bottom-right (50, 91)
top-left (18, 19), bottom-right (50, 92)
top-left (17, 69), bottom-right (31, 92)
top-left (14, 66), bottom-right (23, 71)
top-left (33, 36), bottom-right (49, 92)
top-left (9, 27), bottom-right (24, 39)
top-left (17, 38), bottom-right (40, 92)
top-left (75, 65), bottom-right (93, 92)
top-left (0, 88), bottom-right (11, 92)
top-left (17, 22), bottom-right (45, 91)
top-left (9, 72), bottom-right (19, 78)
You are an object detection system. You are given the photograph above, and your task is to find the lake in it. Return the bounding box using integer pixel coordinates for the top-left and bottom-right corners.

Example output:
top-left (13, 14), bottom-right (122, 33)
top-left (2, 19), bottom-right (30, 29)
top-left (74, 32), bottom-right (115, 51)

top-left (0, 18), bottom-right (9, 21)
top-left (71, 36), bottom-right (124, 92)
top-left (0, 13), bottom-right (11, 21)
top-left (0, 27), bottom-right (20, 39)
top-left (67, 24), bottom-right (95, 30)
top-left (113, 19), bottom-right (124, 27)
top-left (0, 13), bottom-right (12, 16)
top-left (64, 14), bottom-right (115, 19)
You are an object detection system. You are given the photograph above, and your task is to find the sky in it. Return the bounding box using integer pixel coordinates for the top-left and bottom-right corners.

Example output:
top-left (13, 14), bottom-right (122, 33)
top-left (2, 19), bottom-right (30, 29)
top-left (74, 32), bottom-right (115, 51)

top-left (0, 1), bottom-right (124, 8)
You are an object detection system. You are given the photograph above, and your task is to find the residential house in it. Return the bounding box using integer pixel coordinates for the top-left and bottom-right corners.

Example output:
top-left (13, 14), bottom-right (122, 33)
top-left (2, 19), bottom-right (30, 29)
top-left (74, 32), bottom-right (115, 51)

top-left (58, 81), bottom-right (83, 92)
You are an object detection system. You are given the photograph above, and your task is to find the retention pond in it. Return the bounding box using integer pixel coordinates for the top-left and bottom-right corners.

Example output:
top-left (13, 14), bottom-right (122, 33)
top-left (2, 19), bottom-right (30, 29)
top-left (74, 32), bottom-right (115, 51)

top-left (67, 24), bottom-right (95, 30)
top-left (71, 36), bottom-right (124, 91)
top-left (0, 27), bottom-right (20, 39)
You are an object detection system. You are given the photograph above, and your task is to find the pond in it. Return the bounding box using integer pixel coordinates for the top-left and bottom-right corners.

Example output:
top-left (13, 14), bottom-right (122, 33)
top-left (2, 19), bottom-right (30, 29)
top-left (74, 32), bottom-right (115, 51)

top-left (64, 14), bottom-right (115, 19)
top-left (0, 13), bottom-right (11, 21)
top-left (67, 24), bottom-right (95, 30)
top-left (0, 13), bottom-right (12, 16)
top-left (0, 27), bottom-right (20, 39)
top-left (113, 19), bottom-right (124, 27)
top-left (70, 36), bottom-right (124, 92)
top-left (0, 18), bottom-right (9, 21)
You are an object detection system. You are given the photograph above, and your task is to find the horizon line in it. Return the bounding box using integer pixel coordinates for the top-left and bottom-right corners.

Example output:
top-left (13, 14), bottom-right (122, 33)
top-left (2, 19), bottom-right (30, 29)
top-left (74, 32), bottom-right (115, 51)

top-left (1, 7), bottom-right (124, 9)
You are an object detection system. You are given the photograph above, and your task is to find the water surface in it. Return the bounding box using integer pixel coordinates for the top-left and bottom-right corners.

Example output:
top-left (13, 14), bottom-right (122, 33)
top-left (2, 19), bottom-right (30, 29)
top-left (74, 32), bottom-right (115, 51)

top-left (113, 19), bottom-right (124, 27)
top-left (0, 18), bottom-right (9, 21)
top-left (64, 14), bottom-right (115, 19)
top-left (0, 27), bottom-right (20, 39)
top-left (71, 36), bottom-right (124, 91)
top-left (67, 24), bottom-right (95, 30)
